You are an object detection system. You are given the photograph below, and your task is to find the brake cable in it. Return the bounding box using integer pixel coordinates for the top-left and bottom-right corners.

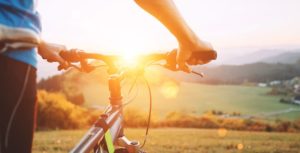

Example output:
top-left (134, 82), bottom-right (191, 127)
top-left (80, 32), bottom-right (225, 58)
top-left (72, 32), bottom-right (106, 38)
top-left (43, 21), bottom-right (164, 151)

top-left (119, 74), bottom-right (152, 149)
top-left (122, 76), bottom-right (140, 107)
top-left (149, 63), bottom-right (204, 77)
top-left (127, 76), bottom-right (139, 96)
top-left (137, 62), bottom-right (204, 149)
top-left (140, 76), bottom-right (152, 149)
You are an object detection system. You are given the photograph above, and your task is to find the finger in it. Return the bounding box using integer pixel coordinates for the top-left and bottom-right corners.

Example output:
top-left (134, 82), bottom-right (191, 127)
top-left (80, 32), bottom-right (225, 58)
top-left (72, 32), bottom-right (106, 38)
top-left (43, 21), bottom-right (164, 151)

top-left (165, 49), bottom-right (177, 70)
top-left (177, 52), bottom-right (188, 67)
top-left (55, 54), bottom-right (67, 65)
top-left (176, 47), bottom-right (192, 65)
top-left (57, 64), bottom-right (64, 71)
top-left (177, 52), bottom-right (192, 72)
top-left (197, 59), bottom-right (210, 65)
top-left (178, 62), bottom-right (191, 73)
top-left (190, 58), bottom-right (198, 65)
top-left (188, 58), bottom-right (209, 65)
top-left (47, 59), bottom-right (54, 62)
top-left (59, 61), bottom-right (69, 70)
top-left (57, 61), bottom-right (70, 71)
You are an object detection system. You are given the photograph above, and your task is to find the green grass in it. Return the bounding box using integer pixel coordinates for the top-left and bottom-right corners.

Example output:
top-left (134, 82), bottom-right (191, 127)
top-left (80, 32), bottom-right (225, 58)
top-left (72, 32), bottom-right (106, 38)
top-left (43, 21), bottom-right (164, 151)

top-left (83, 83), bottom-right (300, 120)
top-left (33, 128), bottom-right (300, 153)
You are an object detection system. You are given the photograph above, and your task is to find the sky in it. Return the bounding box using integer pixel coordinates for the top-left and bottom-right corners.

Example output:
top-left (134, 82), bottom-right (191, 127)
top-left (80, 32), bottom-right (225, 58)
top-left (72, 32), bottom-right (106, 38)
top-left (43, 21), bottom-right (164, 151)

top-left (36, 0), bottom-right (300, 79)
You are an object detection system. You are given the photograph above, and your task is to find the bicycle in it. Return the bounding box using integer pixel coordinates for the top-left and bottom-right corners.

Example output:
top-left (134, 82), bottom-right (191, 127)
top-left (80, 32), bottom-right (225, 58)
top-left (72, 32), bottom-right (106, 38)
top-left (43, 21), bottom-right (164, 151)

top-left (58, 49), bottom-right (217, 153)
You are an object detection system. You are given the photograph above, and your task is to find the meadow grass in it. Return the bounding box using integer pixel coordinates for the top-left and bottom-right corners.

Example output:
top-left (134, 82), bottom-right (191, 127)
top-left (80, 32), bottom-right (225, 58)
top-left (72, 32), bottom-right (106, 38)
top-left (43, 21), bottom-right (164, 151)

top-left (33, 128), bottom-right (300, 153)
top-left (83, 83), bottom-right (300, 120)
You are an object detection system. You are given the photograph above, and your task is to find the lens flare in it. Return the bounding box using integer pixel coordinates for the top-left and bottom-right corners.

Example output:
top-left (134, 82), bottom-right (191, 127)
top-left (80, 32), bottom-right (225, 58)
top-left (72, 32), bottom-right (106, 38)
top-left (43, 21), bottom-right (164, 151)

top-left (218, 128), bottom-right (228, 138)
top-left (237, 143), bottom-right (244, 150)
top-left (160, 81), bottom-right (179, 99)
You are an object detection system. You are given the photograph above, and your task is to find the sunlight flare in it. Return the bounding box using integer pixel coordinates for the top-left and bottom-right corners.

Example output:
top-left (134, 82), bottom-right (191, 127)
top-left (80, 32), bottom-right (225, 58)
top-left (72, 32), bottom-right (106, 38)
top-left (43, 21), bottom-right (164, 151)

top-left (237, 143), bottom-right (244, 150)
top-left (120, 54), bottom-right (139, 68)
top-left (160, 81), bottom-right (180, 99)
top-left (217, 128), bottom-right (228, 138)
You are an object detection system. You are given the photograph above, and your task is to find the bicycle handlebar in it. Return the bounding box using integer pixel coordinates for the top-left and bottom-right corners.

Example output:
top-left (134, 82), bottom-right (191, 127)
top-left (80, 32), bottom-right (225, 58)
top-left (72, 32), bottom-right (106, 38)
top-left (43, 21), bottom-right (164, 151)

top-left (59, 49), bottom-right (172, 73)
top-left (58, 49), bottom-right (217, 76)
top-left (59, 50), bottom-right (121, 63)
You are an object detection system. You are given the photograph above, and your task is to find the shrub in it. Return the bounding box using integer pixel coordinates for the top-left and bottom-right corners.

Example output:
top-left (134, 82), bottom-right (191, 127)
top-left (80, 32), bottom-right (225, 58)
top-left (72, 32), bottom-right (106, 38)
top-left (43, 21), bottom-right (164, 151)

top-left (123, 108), bottom-right (152, 127)
top-left (37, 90), bottom-right (98, 130)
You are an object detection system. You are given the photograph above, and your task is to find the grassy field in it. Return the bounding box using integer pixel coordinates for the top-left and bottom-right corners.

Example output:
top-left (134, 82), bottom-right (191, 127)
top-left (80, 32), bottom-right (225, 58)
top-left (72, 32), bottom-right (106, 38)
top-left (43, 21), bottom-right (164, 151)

top-left (83, 83), bottom-right (300, 120)
top-left (33, 128), bottom-right (300, 153)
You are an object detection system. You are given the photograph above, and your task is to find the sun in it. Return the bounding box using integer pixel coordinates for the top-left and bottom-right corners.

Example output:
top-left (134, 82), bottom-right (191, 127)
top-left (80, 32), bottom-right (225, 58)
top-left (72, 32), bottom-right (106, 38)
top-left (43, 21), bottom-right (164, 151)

top-left (114, 42), bottom-right (151, 67)
top-left (121, 53), bottom-right (139, 67)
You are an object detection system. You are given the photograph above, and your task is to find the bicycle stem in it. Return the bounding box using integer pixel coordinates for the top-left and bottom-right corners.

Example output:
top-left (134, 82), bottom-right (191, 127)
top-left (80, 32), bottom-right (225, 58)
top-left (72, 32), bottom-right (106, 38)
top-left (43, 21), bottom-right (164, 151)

top-left (108, 74), bottom-right (123, 106)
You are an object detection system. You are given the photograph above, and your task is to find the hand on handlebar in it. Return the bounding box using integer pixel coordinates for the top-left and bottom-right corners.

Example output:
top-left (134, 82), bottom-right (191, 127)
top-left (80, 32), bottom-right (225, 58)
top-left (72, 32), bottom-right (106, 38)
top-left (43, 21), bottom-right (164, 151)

top-left (165, 48), bottom-right (217, 72)
top-left (175, 39), bottom-right (217, 72)
top-left (165, 40), bottom-right (217, 72)
top-left (38, 41), bottom-right (69, 70)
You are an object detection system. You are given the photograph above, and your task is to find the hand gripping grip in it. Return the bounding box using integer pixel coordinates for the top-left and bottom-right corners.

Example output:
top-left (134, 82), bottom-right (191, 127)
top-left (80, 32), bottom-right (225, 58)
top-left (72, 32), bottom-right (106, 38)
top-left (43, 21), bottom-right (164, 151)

top-left (189, 50), bottom-right (217, 62)
top-left (165, 49), bottom-right (217, 71)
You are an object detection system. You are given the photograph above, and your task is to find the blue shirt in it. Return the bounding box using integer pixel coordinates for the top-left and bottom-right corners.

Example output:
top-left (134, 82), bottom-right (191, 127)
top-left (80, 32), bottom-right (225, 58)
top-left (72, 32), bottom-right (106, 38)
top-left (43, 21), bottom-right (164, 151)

top-left (0, 0), bottom-right (41, 68)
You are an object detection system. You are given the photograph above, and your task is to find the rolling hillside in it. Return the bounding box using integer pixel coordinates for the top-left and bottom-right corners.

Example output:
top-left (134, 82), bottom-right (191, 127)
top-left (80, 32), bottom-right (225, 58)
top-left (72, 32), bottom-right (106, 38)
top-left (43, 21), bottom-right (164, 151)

top-left (83, 83), bottom-right (300, 120)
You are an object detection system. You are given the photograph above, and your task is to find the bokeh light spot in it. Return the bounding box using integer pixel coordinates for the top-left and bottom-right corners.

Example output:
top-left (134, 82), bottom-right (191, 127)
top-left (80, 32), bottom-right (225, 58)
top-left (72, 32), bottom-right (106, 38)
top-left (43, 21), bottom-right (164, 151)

top-left (160, 81), bottom-right (179, 99)
top-left (218, 128), bottom-right (228, 138)
top-left (237, 143), bottom-right (244, 150)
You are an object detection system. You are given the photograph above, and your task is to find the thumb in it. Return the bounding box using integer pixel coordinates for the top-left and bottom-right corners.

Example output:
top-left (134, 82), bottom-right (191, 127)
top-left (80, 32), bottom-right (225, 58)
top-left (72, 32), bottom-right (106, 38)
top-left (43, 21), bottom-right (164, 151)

top-left (178, 62), bottom-right (191, 73)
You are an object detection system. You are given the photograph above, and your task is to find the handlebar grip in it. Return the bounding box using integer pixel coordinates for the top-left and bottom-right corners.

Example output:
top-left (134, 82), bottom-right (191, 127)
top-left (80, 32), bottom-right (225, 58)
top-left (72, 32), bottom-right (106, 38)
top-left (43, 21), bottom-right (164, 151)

top-left (165, 49), bottom-right (217, 69)
top-left (190, 50), bottom-right (217, 61)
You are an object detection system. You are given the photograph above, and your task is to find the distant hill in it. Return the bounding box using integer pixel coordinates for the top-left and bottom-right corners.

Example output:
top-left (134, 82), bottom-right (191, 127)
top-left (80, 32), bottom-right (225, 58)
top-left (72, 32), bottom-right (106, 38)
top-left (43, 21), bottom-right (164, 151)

top-left (164, 62), bottom-right (300, 84)
top-left (223, 49), bottom-right (300, 65)
top-left (260, 52), bottom-right (300, 64)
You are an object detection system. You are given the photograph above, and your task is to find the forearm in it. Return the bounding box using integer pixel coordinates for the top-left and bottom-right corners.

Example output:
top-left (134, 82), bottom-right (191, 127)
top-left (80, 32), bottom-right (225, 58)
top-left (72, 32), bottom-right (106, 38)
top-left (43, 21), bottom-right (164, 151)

top-left (134, 0), bottom-right (198, 45)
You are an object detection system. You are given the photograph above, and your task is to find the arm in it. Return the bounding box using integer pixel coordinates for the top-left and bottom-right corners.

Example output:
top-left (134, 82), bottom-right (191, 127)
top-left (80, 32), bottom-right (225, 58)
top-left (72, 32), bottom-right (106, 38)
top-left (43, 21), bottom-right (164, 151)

top-left (134, 0), bottom-right (215, 70)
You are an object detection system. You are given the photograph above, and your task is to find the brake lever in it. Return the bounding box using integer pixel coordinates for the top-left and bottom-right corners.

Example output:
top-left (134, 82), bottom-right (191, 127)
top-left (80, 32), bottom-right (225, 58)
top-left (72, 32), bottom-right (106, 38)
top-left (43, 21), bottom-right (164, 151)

top-left (191, 70), bottom-right (204, 77)
top-left (152, 63), bottom-right (204, 78)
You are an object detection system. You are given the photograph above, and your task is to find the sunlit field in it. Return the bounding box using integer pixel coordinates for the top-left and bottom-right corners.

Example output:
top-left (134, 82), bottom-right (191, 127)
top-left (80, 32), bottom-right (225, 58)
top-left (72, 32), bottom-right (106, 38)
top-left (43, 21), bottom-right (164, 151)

top-left (83, 83), bottom-right (300, 121)
top-left (33, 128), bottom-right (300, 153)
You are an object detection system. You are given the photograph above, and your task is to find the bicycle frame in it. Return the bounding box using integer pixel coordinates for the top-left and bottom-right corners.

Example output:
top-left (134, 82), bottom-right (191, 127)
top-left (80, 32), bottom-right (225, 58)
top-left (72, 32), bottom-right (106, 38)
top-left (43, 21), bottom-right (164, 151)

top-left (70, 74), bottom-right (140, 153)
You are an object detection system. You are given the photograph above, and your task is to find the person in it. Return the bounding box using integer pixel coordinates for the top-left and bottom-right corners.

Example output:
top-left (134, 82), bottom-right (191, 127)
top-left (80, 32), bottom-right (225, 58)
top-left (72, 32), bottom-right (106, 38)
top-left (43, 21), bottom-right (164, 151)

top-left (0, 0), bottom-right (216, 152)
